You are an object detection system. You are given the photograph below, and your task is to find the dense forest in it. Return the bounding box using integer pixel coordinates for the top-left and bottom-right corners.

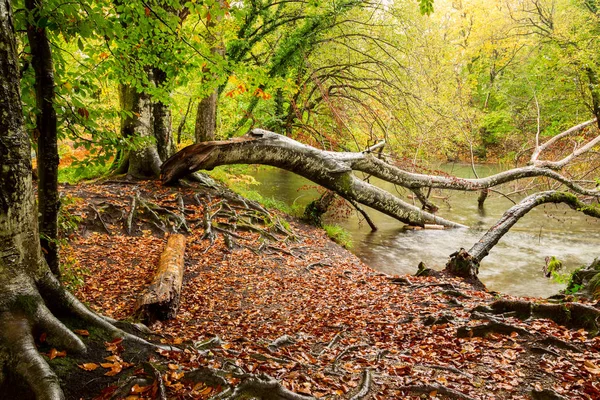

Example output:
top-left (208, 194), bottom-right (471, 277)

top-left (2, 0), bottom-right (600, 398)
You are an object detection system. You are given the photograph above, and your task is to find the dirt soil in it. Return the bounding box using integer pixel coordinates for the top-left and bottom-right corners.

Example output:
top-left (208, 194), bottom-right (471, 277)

top-left (55, 179), bottom-right (600, 400)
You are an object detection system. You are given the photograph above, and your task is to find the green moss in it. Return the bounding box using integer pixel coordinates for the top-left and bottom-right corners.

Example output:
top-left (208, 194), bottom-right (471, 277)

top-left (323, 224), bottom-right (352, 248)
top-left (588, 273), bottom-right (600, 299)
top-left (336, 173), bottom-right (354, 196)
top-left (48, 355), bottom-right (79, 375)
top-left (13, 295), bottom-right (40, 315)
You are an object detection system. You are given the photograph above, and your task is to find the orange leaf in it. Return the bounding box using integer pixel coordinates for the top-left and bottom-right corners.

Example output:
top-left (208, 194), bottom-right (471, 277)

top-left (131, 384), bottom-right (152, 394)
top-left (104, 364), bottom-right (123, 376)
top-left (78, 363), bottom-right (99, 371)
top-left (48, 349), bottom-right (66, 360)
top-left (74, 329), bottom-right (89, 336)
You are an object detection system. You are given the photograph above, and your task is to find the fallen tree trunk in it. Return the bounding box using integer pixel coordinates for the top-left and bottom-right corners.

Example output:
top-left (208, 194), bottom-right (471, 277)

top-left (161, 130), bottom-right (466, 228)
top-left (136, 234), bottom-right (186, 323)
top-left (446, 191), bottom-right (600, 279)
top-left (162, 129), bottom-right (600, 231)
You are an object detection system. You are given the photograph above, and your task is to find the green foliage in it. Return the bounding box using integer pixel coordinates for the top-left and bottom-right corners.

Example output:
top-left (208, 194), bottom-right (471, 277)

top-left (323, 224), bottom-right (353, 249)
top-left (418, 0), bottom-right (434, 15)
top-left (58, 163), bottom-right (110, 184)
top-left (547, 256), bottom-right (564, 276)
top-left (480, 111), bottom-right (514, 146)
top-left (58, 196), bottom-right (83, 235)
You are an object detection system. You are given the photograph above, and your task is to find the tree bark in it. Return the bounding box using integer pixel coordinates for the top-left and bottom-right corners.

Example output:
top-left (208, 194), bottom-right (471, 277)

top-left (135, 234), bottom-right (186, 324)
top-left (195, 90), bottom-right (218, 143)
top-left (1, 5), bottom-right (155, 397)
top-left (118, 82), bottom-right (162, 178)
top-left (26, 0), bottom-right (60, 276)
top-left (161, 129), bottom-right (466, 228)
top-left (153, 68), bottom-right (175, 161)
top-left (194, 0), bottom-right (225, 143)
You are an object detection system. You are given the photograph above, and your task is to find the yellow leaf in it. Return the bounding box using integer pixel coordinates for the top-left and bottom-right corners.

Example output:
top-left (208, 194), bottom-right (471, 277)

top-left (584, 360), bottom-right (600, 374)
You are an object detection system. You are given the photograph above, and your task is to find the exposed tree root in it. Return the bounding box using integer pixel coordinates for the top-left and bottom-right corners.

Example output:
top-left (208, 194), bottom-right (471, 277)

top-left (456, 321), bottom-right (531, 338)
top-left (531, 388), bottom-right (569, 400)
top-left (225, 374), bottom-right (315, 400)
top-left (349, 369), bottom-right (371, 400)
top-left (398, 383), bottom-right (477, 400)
top-left (485, 299), bottom-right (600, 335)
top-left (183, 366), bottom-right (316, 400)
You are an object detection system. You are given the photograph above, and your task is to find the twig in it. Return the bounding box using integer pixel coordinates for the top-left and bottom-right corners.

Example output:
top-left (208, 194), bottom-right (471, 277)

top-left (89, 204), bottom-right (111, 235)
top-left (126, 194), bottom-right (137, 235)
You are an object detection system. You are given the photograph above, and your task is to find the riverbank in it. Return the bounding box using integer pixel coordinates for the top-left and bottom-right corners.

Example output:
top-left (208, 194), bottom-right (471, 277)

top-left (56, 179), bottom-right (600, 399)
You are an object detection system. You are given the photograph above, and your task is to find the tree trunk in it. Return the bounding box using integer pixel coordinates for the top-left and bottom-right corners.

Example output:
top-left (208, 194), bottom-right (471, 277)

top-left (161, 129), bottom-right (466, 228)
top-left (194, 2), bottom-right (225, 143)
top-left (1, 5), bottom-right (153, 397)
top-left (118, 82), bottom-right (162, 178)
top-left (26, 0), bottom-right (60, 276)
top-left (195, 90), bottom-right (218, 143)
top-left (153, 68), bottom-right (175, 161)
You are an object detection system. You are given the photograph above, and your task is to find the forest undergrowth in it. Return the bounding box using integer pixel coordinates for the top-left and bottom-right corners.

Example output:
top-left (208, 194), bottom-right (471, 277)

top-left (53, 179), bottom-right (600, 399)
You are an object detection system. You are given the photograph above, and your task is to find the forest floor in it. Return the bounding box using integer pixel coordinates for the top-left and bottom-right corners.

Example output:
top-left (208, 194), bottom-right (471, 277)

top-left (53, 178), bottom-right (600, 400)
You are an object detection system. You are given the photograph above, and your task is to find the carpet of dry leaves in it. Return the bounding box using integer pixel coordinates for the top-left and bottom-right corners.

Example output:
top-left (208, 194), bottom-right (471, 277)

top-left (59, 180), bottom-right (600, 400)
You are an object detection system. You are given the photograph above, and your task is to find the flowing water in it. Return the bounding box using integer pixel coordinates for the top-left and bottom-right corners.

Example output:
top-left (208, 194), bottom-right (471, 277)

top-left (242, 164), bottom-right (600, 298)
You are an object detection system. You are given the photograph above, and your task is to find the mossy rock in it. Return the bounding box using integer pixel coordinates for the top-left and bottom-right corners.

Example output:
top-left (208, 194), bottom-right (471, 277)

top-left (566, 258), bottom-right (600, 300)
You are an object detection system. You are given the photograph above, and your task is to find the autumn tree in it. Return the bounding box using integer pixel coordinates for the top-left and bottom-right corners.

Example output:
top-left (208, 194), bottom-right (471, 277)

top-left (0, 2), bottom-right (155, 397)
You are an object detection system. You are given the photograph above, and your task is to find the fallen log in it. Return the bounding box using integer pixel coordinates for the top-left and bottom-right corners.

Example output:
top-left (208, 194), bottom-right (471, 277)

top-left (135, 234), bottom-right (186, 324)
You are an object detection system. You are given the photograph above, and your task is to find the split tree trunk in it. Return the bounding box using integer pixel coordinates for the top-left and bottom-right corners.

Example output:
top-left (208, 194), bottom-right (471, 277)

top-left (117, 81), bottom-right (162, 178)
top-left (135, 234), bottom-right (186, 324)
top-left (26, 0), bottom-right (60, 276)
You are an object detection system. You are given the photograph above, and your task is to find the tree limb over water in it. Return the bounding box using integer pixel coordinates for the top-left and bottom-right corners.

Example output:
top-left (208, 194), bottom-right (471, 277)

top-left (162, 126), bottom-right (600, 232)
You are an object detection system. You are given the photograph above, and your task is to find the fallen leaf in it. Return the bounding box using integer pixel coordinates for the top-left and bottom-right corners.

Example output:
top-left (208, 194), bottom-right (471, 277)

top-left (78, 363), bottom-right (99, 371)
top-left (584, 360), bottom-right (600, 375)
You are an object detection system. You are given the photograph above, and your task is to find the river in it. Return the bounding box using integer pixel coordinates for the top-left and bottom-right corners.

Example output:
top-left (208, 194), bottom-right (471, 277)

top-left (240, 164), bottom-right (600, 298)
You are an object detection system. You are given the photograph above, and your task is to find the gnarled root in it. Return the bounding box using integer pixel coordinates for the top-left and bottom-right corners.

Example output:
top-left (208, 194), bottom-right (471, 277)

top-left (398, 383), bottom-right (477, 400)
top-left (0, 271), bottom-right (169, 399)
top-left (485, 299), bottom-right (600, 336)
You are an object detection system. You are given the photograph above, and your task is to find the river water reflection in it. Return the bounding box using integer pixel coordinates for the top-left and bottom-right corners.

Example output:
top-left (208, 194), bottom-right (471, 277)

top-left (242, 164), bottom-right (600, 298)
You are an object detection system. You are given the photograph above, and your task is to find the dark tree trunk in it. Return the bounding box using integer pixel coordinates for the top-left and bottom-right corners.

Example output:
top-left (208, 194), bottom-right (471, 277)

top-left (153, 68), bottom-right (175, 161)
top-left (1, 6), bottom-right (158, 397)
top-left (118, 82), bottom-right (162, 178)
top-left (176, 97), bottom-right (193, 145)
top-left (26, 0), bottom-right (60, 276)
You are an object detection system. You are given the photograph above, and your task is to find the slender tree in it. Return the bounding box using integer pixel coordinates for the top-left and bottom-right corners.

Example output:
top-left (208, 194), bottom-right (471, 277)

top-left (25, 0), bottom-right (60, 276)
top-left (1, 2), bottom-right (146, 397)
